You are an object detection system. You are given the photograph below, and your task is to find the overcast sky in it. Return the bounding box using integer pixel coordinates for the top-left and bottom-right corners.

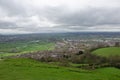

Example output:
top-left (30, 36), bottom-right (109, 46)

top-left (0, 0), bottom-right (120, 34)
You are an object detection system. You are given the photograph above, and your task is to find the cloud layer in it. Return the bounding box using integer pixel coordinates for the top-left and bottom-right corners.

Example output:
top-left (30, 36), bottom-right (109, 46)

top-left (0, 0), bottom-right (120, 34)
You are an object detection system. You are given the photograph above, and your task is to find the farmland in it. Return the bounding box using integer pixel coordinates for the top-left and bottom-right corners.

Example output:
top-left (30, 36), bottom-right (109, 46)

top-left (92, 47), bottom-right (120, 57)
top-left (0, 32), bottom-right (120, 80)
top-left (0, 41), bottom-right (54, 58)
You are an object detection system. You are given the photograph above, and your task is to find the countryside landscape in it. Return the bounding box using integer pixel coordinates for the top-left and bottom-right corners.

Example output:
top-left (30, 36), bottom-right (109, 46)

top-left (0, 0), bottom-right (120, 80)
top-left (0, 32), bottom-right (120, 80)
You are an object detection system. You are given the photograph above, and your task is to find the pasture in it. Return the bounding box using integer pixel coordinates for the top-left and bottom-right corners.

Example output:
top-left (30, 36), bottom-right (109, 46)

top-left (92, 47), bottom-right (120, 57)
top-left (0, 58), bottom-right (120, 80)
top-left (0, 41), bottom-right (54, 58)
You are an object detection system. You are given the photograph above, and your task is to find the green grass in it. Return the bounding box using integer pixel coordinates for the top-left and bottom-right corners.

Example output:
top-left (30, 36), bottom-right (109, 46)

top-left (0, 58), bottom-right (120, 80)
top-left (0, 41), bottom-right (55, 58)
top-left (92, 47), bottom-right (120, 57)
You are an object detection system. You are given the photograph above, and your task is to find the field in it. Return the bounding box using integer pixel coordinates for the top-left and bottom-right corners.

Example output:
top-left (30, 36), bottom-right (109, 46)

top-left (0, 34), bottom-right (120, 80)
top-left (0, 58), bottom-right (120, 80)
top-left (0, 33), bottom-right (120, 80)
top-left (92, 47), bottom-right (120, 57)
top-left (0, 41), bottom-right (54, 58)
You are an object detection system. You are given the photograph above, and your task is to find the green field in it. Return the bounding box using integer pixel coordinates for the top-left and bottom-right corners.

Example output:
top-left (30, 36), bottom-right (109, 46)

top-left (0, 58), bottom-right (120, 80)
top-left (0, 41), bottom-right (54, 58)
top-left (92, 47), bottom-right (120, 57)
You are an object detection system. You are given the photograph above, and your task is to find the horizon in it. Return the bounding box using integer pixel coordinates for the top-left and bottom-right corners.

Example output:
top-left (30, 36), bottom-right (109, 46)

top-left (1, 31), bottom-right (120, 35)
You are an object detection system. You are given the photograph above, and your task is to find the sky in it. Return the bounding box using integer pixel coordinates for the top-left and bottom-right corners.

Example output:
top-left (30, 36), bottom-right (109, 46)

top-left (0, 0), bottom-right (120, 34)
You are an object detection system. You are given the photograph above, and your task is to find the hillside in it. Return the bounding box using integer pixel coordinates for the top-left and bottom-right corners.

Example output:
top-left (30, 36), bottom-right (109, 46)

top-left (0, 58), bottom-right (120, 80)
top-left (92, 47), bottom-right (120, 57)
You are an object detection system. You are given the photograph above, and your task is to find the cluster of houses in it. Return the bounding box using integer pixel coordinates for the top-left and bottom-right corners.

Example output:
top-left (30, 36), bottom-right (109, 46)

top-left (13, 38), bottom-right (120, 61)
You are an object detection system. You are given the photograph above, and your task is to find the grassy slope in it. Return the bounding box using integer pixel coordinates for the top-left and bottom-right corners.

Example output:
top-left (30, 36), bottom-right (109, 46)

top-left (92, 47), bottom-right (120, 57)
top-left (0, 58), bottom-right (120, 80)
top-left (0, 42), bottom-right (54, 57)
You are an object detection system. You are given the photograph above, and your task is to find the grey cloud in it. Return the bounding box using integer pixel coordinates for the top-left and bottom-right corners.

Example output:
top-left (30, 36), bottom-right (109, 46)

top-left (0, 0), bottom-right (120, 34)
top-left (46, 7), bottom-right (120, 27)
top-left (0, 21), bottom-right (17, 29)
top-left (0, 0), bottom-right (29, 16)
